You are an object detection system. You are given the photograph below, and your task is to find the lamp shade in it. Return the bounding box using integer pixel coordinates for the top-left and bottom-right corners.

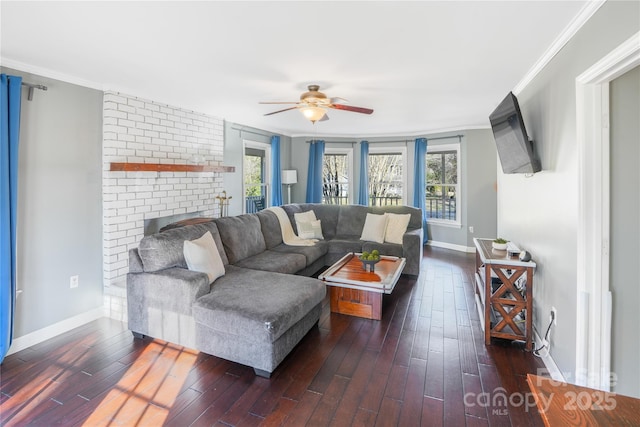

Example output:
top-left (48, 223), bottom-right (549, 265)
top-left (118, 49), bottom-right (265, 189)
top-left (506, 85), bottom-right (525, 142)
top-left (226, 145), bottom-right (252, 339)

top-left (282, 170), bottom-right (298, 185)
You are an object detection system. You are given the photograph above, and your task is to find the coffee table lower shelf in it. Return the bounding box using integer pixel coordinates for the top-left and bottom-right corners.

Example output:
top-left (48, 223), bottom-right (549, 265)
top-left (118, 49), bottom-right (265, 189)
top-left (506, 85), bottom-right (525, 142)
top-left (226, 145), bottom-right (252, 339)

top-left (329, 286), bottom-right (383, 320)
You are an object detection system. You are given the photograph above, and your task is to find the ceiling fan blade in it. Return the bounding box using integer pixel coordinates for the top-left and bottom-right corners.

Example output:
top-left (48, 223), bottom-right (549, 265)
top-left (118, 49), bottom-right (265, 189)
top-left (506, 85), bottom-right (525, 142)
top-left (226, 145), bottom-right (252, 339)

top-left (319, 113), bottom-right (330, 122)
top-left (264, 106), bottom-right (298, 116)
top-left (259, 101), bottom-right (299, 104)
top-left (329, 97), bottom-right (348, 104)
top-left (329, 104), bottom-right (374, 115)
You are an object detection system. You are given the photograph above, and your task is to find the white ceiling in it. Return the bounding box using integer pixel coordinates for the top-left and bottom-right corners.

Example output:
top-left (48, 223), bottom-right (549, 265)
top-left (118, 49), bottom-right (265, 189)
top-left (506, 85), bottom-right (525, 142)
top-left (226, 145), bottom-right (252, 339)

top-left (1, 1), bottom-right (589, 138)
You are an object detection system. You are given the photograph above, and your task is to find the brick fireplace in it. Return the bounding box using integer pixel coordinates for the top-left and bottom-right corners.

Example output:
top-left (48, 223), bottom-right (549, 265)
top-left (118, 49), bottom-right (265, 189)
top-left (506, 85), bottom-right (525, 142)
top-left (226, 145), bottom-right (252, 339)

top-left (102, 91), bottom-right (225, 321)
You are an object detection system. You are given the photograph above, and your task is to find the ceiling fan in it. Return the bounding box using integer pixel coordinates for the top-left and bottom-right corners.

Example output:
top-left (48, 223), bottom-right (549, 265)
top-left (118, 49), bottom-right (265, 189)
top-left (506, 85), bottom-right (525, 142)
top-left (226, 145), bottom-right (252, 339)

top-left (260, 85), bottom-right (374, 123)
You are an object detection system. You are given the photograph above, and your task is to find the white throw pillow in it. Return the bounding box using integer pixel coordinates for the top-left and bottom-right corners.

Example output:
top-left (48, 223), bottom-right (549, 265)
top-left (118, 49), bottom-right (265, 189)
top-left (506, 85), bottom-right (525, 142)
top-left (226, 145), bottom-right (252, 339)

top-left (294, 210), bottom-right (323, 239)
top-left (360, 213), bottom-right (389, 244)
top-left (384, 213), bottom-right (411, 244)
top-left (183, 231), bottom-right (225, 283)
top-left (298, 219), bottom-right (324, 239)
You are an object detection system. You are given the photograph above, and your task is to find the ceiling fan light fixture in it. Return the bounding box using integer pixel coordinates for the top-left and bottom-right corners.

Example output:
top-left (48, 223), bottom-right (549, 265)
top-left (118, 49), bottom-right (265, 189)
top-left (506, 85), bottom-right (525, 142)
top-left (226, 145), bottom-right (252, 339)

top-left (300, 106), bottom-right (326, 123)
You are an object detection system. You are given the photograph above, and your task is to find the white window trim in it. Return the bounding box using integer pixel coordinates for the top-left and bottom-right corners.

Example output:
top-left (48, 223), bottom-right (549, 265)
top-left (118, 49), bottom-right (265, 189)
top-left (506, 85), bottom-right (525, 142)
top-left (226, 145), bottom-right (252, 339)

top-left (243, 139), bottom-right (271, 213)
top-left (426, 142), bottom-right (462, 227)
top-left (324, 146), bottom-right (354, 204)
top-left (368, 145), bottom-right (408, 205)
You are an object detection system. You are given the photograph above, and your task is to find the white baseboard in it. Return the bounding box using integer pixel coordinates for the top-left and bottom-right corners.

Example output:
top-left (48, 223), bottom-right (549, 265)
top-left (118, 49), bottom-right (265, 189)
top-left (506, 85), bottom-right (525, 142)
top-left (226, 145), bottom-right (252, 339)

top-left (533, 326), bottom-right (566, 382)
top-left (427, 240), bottom-right (475, 253)
top-left (7, 307), bottom-right (106, 356)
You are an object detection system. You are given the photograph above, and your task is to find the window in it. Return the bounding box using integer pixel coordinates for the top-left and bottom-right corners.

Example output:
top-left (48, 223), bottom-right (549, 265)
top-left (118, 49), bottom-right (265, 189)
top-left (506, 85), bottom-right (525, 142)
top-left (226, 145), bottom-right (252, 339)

top-left (368, 146), bottom-right (407, 206)
top-left (243, 141), bottom-right (270, 213)
top-left (426, 143), bottom-right (460, 224)
top-left (322, 147), bottom-right (353, 205)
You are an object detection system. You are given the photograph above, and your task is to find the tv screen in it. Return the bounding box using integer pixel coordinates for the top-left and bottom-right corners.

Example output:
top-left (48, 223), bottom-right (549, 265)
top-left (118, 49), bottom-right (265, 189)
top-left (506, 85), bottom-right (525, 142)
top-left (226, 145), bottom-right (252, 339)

top-left (489, 92), bottom-right (541, 174)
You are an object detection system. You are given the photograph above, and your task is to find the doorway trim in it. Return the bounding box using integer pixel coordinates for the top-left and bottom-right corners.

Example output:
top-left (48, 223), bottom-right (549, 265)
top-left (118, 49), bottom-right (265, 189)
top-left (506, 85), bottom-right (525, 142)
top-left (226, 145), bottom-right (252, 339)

top-left (575, 32), bottom-right (639, 390)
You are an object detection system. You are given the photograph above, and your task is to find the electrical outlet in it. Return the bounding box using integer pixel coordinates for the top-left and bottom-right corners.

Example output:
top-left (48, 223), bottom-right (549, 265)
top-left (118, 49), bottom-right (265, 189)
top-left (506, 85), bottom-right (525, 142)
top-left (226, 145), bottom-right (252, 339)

top-left (469, 226), bottom-right (474, 233)
top-left (70, 275), bottom-right (79, 289)
top-left (550, 307), bottom-right (557, 326)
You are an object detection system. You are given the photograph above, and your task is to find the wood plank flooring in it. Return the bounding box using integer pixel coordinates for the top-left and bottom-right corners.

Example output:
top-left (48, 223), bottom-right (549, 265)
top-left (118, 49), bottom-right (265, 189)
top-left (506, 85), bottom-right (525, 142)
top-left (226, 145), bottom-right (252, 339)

top-left (1, 247), bottom-right (548, 426)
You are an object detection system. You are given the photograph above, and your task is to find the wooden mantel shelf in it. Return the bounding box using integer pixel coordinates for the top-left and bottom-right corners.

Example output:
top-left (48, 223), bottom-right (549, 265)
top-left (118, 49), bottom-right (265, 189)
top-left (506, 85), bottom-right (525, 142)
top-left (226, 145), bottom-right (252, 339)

top-left (110, 162), bottom-right (235, 173)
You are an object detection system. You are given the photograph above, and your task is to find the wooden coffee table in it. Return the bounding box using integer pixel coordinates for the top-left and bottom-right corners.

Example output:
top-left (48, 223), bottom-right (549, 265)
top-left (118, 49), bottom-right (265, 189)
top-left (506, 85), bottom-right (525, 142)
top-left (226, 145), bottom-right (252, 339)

top-left (318, 252), bottom-right (406, 320)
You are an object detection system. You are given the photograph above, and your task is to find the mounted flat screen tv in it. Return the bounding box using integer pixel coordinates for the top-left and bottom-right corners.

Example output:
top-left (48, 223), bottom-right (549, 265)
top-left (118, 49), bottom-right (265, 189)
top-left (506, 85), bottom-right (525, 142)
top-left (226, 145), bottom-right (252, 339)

top-left (489, 92), bottom-right (541, 174)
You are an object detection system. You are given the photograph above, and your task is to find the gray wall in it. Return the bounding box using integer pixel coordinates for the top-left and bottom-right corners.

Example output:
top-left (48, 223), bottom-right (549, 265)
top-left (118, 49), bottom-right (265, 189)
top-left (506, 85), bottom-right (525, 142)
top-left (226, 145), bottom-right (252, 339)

top-left (497, 1), bottom-right (640, 377)
top-left (609, 65), bottom-right (640, 398)
top-left (2, 67), bottom-right (104, 337)
top-left (464, 129), bottom-right (498, 247)
top-left (290, 130), bottom-right (497, 248)
top-left (223, 122), bottom-right (291, 216)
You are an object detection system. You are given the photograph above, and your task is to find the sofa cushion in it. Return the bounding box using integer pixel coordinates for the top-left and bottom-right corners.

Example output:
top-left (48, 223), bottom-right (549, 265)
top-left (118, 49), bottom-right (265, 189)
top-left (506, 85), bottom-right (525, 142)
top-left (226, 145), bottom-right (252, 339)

top-left (327, 237), bottom-right (363, 256)
top-left (270, 240), bottom-right (329, 267)
top-left (138, 222), bottom-right (227, 272)
top-left (256, 210), bottom-right (283, 249)
top-left (192, 266), bottom-right (326, 344)
top-left (336, 205), bottom-right (369, 237)
top-left (215, 214), bottom-right (267, 264)
top-left (183, 231), bottom-right (225, 283)
top-left (235, 250), bottom-right (306, 274)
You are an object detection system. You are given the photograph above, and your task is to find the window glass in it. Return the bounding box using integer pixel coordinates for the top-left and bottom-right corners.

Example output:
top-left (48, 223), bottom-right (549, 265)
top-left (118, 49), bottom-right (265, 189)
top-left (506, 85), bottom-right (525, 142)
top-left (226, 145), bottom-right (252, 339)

top-left (426, 150), bottom-right (457, 221)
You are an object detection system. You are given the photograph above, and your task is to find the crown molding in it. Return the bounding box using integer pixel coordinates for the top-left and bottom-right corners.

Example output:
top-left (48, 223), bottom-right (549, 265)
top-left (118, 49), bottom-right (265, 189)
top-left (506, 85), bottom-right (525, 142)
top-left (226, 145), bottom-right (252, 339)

top-left (0, 57), bottom-right (104, 91)
top-left (289, 123), bottom-right (491, 140)
top-left (513, 0), bottom-right (607, 95)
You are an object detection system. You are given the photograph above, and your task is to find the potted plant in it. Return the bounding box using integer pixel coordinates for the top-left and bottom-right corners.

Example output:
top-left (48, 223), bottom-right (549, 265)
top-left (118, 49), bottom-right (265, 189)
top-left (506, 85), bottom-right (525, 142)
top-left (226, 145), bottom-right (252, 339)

top-left (492, 238), bottom-right (508, 251)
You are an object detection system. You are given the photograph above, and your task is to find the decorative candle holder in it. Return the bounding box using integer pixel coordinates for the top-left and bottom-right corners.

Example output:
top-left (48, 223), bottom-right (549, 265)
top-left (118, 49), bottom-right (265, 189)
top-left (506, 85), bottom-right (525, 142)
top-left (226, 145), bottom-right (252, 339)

top-left (216, 191), bottom-right (232, 217)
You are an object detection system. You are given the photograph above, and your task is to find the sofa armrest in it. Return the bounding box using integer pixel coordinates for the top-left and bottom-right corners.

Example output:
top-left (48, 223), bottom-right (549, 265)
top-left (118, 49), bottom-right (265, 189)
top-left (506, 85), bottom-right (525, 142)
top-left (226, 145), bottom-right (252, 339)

top-left (127, 267), bottom-right (210, 348)
top-left (127, 267), bottom-right (210, 318)
top-left (402, 228), bottom-right (423, 276)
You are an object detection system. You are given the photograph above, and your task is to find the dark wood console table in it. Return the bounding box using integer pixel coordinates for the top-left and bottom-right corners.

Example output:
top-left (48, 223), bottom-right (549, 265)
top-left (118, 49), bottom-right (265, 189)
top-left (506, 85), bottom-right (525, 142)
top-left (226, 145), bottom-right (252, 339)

top-left (474, 238), bottom-right (535, 350)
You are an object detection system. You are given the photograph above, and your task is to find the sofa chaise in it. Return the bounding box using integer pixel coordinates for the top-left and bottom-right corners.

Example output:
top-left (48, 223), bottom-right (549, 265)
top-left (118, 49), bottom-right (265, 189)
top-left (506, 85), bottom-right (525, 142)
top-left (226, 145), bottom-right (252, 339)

top-left (127, 203), bottom-right (423, 376)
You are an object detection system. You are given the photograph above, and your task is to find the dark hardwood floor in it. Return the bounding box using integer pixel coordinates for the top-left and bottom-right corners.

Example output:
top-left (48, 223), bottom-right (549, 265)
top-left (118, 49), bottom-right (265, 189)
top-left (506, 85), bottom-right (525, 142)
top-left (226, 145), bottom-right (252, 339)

top-left (1, 247), bottom-right (548, 426)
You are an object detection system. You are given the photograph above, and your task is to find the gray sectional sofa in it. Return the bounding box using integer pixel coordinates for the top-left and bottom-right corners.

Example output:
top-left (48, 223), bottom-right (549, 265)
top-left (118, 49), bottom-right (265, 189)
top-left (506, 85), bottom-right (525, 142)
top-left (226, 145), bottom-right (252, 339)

top-left (127, 203), bottom-right (423, 377)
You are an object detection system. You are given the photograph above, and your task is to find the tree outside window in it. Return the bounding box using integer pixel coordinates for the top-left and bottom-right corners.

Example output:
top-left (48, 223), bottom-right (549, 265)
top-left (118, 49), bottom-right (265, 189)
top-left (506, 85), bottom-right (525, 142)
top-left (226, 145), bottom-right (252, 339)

top-left (244, 144), bottom-right (269, 212)
top-left (368, 153), bottom-right (403, 206)
top-left (322, 153), bottom-right (349, 205)
top-left (244, 154), bottom-right (263, 197)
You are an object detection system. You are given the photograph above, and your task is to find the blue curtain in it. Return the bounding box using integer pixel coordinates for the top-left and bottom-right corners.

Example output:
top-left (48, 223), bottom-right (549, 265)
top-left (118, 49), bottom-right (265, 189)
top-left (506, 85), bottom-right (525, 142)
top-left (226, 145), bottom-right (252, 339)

top-left (413, 138), bottom-right (428, 243)
top-left (270, 135), bottom-right (283, 206)
top-left (305, 140), bottom-right (325, 203)
top-left (357, 141), bottom-right (369, 205)
top-left (1, 74), bottom-right (22, 363)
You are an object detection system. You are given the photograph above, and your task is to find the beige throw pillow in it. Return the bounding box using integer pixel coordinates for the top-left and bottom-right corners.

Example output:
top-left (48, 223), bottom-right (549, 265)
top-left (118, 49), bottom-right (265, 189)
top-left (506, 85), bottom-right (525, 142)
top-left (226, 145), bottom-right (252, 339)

top-left (294, 210), bottom-right (324, 239)
top-left (360, 213), bottom-right (389, 244)
top-left (183, 231), bottom-right (225, 283)
top-left (384, 213), bottom-right (411, 244)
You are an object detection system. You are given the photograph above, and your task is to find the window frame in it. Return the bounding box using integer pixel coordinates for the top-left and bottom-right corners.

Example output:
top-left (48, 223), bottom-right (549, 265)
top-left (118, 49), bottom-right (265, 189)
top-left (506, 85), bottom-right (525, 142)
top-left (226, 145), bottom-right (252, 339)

top-left (368, 145), bottom-right (408, 206)
top-left (426, 142), bottom-right (462, 228)
top-left (323, 146), bottom-right (354, 205)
